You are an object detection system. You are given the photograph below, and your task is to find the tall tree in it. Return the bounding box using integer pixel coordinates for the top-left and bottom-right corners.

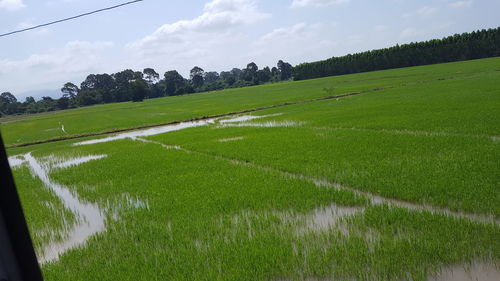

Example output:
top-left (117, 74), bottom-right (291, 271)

top-left (243, 62), bottom-right (258, 82)
top-left (143, 68), bottom-right (160, 85)
top-left (164, 70), bottom-right (186, 96)
top-left (277, 60), bottom-right (292, 80)
top-left (131, 80), bottom-right (147, 102)
top-left (0, 92), bottom-right (17, 104)
top-left (61, 82), bottom-right (79, 99)
top-left (190, 66), bottom-right (205, 88)
top-left (204, 71), bottom-right (220, 83)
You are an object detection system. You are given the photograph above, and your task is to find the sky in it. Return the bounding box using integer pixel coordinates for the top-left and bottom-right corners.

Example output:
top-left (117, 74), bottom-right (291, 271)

top-left (0, 0), bottom-right (499, 100)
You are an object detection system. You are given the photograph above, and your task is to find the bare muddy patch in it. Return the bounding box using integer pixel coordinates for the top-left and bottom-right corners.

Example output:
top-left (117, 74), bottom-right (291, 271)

top-left (428, 262), bottom-right (500, 281)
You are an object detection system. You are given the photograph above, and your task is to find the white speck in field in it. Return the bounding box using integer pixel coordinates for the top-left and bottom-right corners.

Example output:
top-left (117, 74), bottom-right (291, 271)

top-left (491, 136), bottom-right (499, 142)
top-left (218, 136), bottom-right (244, 142)
top-left (8, 155), bottom-right (26, 169)
top-left (61, 125), bottom-right (67, 134)
top-left (428, 262), bottom-right (500, 281)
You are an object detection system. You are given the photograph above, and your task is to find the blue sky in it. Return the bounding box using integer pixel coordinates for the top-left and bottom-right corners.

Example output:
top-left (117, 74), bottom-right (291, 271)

top-left (0, 0), bottom-right (499, 100)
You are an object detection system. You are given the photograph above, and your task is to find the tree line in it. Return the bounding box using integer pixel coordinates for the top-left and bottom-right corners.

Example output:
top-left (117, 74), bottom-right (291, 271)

top-left (0, 60), bottom-right (293, 116)
top-left (293, 27), bottom-right (500, 80)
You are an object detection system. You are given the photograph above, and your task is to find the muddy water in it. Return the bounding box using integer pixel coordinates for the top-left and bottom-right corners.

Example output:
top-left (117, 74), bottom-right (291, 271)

top-left (8, 155), bottom-right (25, 168)
top-left (428, 262), bottom-right (500, 281)
top-left (52, 155), bottom-right (107, 169)
top-left (219, 113), bottom-right (283, 124)
top-left (23, 153), bottom-right (106, 263)
top-left (73, 113), bottom-right (282, 146)
top-left (73, 119), bottom-right (217, 146)
top-left (296, 204), bottom-right (364, 233)
top-left (313, 180), bottom-right (500, 225)
top-left (218, 121), bottom-right (302, 128)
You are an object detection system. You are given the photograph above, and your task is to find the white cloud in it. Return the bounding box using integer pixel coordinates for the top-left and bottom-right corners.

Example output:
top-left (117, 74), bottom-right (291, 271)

top-left (131, 0), bottom-right (269, 45)
top-left (403, 6), bottom-right (438, 19)
top-left (0, 41), bottom-right (113, 93)
top-left (0, 0), bottom-right (25, 10)
top-left (400, 27), bottom-right (418, 38)
top-left (253, 22), bottom-right (339, 65)
top-left (291, 0), bottom-right (350, 8)
top-left (416, 6), bottom-right (437, 17)
top-left (126, 0), bottom-right (271, 76)
top-left (260, 23), bottom-right (320, 41)
top-left (449, 0), bottom-right (473, 8)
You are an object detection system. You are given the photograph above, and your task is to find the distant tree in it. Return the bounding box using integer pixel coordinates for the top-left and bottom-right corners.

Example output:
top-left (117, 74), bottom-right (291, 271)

top-left (204, 71), bottom-right (220, 83)
top-left (113, 70), bottom-right (136, 87)
top-left (243, 62), bottom-right (258, 82)
top-left (143, 68), bottom-right (160, 85)
top-left (256, 66), bottom-right (271, 83)
top-left (0, 92), bottom-right (18, 115)
top-left (80, 74), bottom-right (98, 91)
top-left (61, 82), bottom-right (79, 99)
top-left (220, 71), bottom-right (231, 80)
top-left (277, 60), bottom-right (292, 80)
top-left (57, 97), bottom-right (70, 110)
top-left (164, 70), bottom-right (186, 96)
top-left (131, 80), bottom-right (147, 102)
top-left (0, 92), bottom-right (17, 104)
top-left (246, 62), bottom-right (258, 73)
top-left (39, 97), bottom-right (58, 112)
top-left (112, 70), bottom-right (138, 102)
top-left (24, 96), bottom-right (35, 104)
top-left (77, 90), bottom-right (103, 106)
top-left (271, 67), bottom-right (279, 77)
top-left (230, 68), bottom-right (243, 80)
top-left (190, 66), bottom-right (205, 88)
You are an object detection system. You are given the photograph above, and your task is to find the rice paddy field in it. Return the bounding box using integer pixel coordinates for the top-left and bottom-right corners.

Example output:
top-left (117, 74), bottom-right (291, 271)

top-left (2, 57), bottom-right (500, 280)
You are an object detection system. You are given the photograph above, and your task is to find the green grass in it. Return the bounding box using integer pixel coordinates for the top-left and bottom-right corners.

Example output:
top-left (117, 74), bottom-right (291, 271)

top-left (12, 138), bottom-right (500, 281)
top-left (4, 57), bottom-right (500, 280)
top-left (145, 67), bottom-right (500, 217)
top-left (2, 57), bottom-right (499, 146)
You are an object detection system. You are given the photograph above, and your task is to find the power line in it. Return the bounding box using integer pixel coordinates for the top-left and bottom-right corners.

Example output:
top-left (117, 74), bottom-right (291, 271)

top-left (0, 0), bottom-right (145, 38)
